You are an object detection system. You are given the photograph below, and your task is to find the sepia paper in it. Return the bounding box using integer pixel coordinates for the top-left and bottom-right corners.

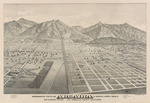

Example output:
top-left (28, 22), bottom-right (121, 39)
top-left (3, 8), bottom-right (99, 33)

top-left (0, 0), bottom-right (150, 103)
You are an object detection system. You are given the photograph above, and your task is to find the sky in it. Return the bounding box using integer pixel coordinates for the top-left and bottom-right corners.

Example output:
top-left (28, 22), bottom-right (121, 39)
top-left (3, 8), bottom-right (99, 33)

top-left (4, 3), bottom-right (146, 31)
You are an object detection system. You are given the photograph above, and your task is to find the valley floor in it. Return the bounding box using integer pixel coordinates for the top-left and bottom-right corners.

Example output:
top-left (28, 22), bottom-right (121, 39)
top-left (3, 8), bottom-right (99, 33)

top-left (4, 38), bottom-right (146, 94)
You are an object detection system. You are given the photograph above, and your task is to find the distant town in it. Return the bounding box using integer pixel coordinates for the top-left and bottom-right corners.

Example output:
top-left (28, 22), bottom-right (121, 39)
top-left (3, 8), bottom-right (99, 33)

top-left (4, 18), bottom-right (146, 94)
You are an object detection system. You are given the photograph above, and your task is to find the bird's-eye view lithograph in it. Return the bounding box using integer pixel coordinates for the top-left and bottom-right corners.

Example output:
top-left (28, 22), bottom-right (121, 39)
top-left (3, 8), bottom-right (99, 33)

top-left (3, 3), bottom-right (146, 94)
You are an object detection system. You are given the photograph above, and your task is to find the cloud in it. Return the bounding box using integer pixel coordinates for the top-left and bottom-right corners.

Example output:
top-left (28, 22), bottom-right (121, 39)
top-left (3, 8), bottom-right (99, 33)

top-left (17, 11), bottom-right (34, 16)
top-left (4, 4), bottom-right (146, 31)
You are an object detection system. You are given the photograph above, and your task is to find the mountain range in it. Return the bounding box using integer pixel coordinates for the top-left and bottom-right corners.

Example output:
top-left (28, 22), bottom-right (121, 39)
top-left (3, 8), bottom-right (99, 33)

top-left (20, 19), bottom-right (92, 42)
top-left (4, 18), bottom-right (146, 44)
top-left (4, 18), bottom-right (37, 38)
top-left (81, 22), bottom-right (146, 43)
